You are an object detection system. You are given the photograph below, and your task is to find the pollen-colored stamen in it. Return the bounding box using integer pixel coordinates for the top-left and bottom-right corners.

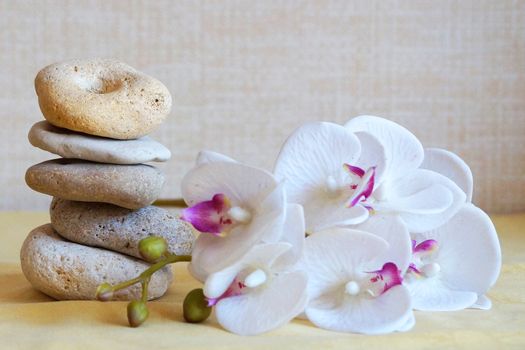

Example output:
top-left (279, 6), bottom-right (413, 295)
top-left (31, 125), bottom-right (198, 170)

top-left (325, 175), bottom-right (340, 196)
top-left (228, 206), bottom-right (252, 224)
top-left (243, 269), bottom-right (267, 288)
top-left (345, 281), bottom-right (360, 296)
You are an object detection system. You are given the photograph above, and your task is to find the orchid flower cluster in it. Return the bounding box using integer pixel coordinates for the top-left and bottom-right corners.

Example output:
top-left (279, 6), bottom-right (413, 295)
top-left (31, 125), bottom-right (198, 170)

top-left (97, 116), bottom-right (500, 333)
top-left (178, 116), bottom-right (502, 335)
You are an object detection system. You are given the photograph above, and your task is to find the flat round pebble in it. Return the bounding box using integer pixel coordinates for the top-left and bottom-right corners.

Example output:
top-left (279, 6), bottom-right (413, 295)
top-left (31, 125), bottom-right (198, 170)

top-left (25, 159), bottom-right (165, 209)
top-left (29, 121), bottom-right (171, 164)
top-left (20, 224), bottom-right (172, 301)
top-left (50, 198), bottom-right (195, 259)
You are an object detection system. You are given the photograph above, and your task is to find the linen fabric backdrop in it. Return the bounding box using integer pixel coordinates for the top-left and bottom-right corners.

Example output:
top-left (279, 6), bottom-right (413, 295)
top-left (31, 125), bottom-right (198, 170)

top-left (0, 0), bottom-right (524, 213)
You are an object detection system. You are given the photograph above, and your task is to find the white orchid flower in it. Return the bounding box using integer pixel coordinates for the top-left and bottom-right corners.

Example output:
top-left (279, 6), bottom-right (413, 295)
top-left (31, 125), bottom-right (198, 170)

top-left (405, 204), bottom-right (501, 311)
top-left (405, 148), bottom-right (501, 310)
top-left (345, 116), bottom-right (466, 233)
top-left (203, 204), bottom-right (308, 335)
top-left (301, 228), bottom-right (413, 334)
top-left (274, 117), bottom-right (465, 234)
top-left (274, 122), bottom-right (379, 233)
top-left (181, 159), bottom-right (287, 276)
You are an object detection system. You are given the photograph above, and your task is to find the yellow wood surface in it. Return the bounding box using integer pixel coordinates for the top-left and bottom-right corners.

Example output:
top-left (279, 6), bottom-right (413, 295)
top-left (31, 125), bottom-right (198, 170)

top-left (0, 212), bottom-right (523, 349)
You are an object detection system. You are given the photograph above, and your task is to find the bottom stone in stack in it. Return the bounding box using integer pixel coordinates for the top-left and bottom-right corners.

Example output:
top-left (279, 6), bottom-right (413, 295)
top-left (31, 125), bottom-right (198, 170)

top-left (20, 224), bottom-right (173, 301)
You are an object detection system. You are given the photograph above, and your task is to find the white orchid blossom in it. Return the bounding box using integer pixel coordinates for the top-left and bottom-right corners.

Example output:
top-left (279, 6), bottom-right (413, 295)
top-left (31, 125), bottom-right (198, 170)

top-left (203, 204), bottom-right (308, 335)
top-left (181, 159), bottom-right (288, 276)
top-left (274, 121), bottom-right (379, 233)
top-left (405, 148), bottom-right (501, 311)
top-left (405, 203), bottom-right (501, 311)
top-left (301, 228), bottom-right (413, 334)
top-left (274, 117), bottom-right (466, 234)
top-left (344, 116), bottom-right (466, 233)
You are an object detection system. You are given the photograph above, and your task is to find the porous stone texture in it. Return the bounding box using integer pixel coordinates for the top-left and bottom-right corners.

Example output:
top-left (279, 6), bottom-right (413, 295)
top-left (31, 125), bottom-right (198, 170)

top-left (20, 224), bottom-right (172, 301)
top-left (25, 159), bottom-right (165, 209)
top-left (34, 58), bottom-right (172, 139)
top-left (29, 121), bottom-right (171, 164)
top-left (50, 198), bottom-right (195, 259)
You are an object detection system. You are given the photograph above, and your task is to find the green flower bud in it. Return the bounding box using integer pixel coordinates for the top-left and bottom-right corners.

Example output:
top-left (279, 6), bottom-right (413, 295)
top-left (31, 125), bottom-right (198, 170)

top-left (138, 236), bottom-right (168, 262)
top-left (127, 300), bottom-right (149, 327)
top-left (96, 282), bottom-right (114, 301)
top-left (183, 288), bottom-right (212, 323)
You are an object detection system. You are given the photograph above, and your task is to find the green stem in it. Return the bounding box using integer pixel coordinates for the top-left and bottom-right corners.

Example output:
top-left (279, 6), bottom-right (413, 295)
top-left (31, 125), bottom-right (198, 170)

top-left (109, 254), bottom-right (192, 294)
top-left (141, 278), bottom-right (150, 303)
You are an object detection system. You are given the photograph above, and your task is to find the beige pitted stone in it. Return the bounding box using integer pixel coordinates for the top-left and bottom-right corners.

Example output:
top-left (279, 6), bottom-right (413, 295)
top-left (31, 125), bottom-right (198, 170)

top-left (20, 224), bottom-right (172, 301)
top-left (34, 59), bottom-right (172, 140)
top-left (28, 121), bottom-right (171, 164)
top-left (25, 159), bottom-right (165, 209)
top-left (50, 198), bottom-right (195, 259)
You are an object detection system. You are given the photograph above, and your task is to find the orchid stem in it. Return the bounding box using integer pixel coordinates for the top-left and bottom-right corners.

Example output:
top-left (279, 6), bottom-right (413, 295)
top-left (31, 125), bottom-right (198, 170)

top-left (107, 254), bottom-right (192, 295)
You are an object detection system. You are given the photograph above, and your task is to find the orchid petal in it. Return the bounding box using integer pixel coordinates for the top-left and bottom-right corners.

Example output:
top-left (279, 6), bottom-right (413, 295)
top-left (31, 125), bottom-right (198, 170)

top-left (273, 204), bottom-right (306, 270)
top-left (397, 313), bottom-right (416, 332)
top-left (352, 132), bottom-right (387, 186)
top-left (306, 285), bottom-right (412, 334)
top-left (204, 266), bottom-right (240, 299)
top-left (196, 150), bottom-right (236, 165)
top-left (375, 183), bottom-right (453, 215)
top-left (301, 229), bottom-right (389, 301)
top-left (190, 204), bottom-right (286, 275)
top-left (215, 271), bottom-right (308, 335)
top-left (274, 122), bottom-right (363, 233)
top-left (378, 169), bottom-right (466, 233)
top-left (421, 148), bottom-right (473, 202)
top-left (182, 162), bottom-right (277, 209)
top-left (414, 204), bottom-right (501, 295)
top-left (203, 242), bottom-right (293, 300)
top-left (308, 200), bottom-right (370, 233)
top-left (353, 213), bottom-right (411, 273)
top-left (408, 277), bottom-right (478, 311)
top-left (345, 115), bottom-right (424, 181)
top-left (471, 294), bottom-right (492, 310)
top-left (257, 182), bottom-right (288, 243)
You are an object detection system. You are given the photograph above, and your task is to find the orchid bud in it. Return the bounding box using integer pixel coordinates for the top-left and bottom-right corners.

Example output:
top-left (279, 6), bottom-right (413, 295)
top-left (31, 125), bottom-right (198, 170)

top-left (183, 288), bottom-right (212, 323)
top-left (96, 282), bottom-right (114, 301)
top-left (138, 236), bottom-right (168, 262)
top-left (127, 300), bottom-right (149, 327)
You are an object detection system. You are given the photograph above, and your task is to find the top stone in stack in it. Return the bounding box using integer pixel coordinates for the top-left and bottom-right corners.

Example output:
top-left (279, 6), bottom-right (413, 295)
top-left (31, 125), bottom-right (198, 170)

top-left (26, 59), bottom-right (173, 209)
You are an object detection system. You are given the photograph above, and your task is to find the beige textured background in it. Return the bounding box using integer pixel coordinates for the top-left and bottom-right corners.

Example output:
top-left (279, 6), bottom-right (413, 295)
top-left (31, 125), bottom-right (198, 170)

top-left (1, 0), bottom-right (524, 212)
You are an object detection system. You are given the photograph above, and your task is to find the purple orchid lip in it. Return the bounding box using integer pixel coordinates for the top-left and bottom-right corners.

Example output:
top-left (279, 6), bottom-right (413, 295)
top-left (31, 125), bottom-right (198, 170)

top-left (206, 279), bottom-right (246, 307)
top-left (368, 262), bottom-right (403, 294)
top-left (343, 164), bottom-right (365, 178)
top-left (344, 165), bottom-right (376, 208)
top-left (407, 239), bottom-right (440, 278)
top-left (413, 239), bottom-right (439, 255)
top-left (180, 193), bottom-right (233, 235)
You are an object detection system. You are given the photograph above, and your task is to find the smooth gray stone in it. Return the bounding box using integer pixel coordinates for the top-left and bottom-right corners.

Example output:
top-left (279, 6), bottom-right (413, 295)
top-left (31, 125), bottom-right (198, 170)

top-left (50, 198), bottom-right (195, 259)
top-left (25, 159), bottom-right (165, 209)
top-left (29, 121), bottom-right (171, 164)
top-left (20, 224), bottom-right (172, 301)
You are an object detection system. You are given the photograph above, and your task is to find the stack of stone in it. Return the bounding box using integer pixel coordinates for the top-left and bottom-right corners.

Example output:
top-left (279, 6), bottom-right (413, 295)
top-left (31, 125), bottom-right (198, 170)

top-left (21, 59), bottom-right (194, 301)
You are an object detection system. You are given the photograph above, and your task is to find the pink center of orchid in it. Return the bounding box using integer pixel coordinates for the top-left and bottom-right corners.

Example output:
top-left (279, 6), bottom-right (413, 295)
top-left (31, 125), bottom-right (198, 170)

top-left (206, 268), bottom-right (268, 306)
top-left (325, 164), bottom-right (376, 211)
top-left (345, 262), bottom-right (403, 298)
top-left (407, 239), bottom-right (441, 279)
top-left (180, 194), bottom-right (252, 236)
